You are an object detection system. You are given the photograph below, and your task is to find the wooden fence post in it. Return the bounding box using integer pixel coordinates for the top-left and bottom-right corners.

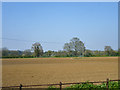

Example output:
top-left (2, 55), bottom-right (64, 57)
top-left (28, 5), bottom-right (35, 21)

top-left (60, 82), bottom-right (62, 90)
top-left (106, 78), bottom-right (109, 90)
top-left (20, 84), bottom-right (22, 90)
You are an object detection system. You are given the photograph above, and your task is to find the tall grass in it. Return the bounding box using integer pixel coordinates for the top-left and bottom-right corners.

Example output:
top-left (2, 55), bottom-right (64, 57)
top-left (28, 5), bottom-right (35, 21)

top-left (48, 81), bottom-right (120, 90)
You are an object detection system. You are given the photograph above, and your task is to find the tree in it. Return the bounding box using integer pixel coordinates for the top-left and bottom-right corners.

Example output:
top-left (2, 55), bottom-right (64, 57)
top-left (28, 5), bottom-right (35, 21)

top-left (84, 50), bottom-right (93, 57)
top-left (63, 43), bottom-right (73, 56)
top-left (63, 43), bottom-right (72, 52)
top-left (43, 50), bottom-right (55, 57)
top-left (2, 47), bottom-right (9, 57)
top-left (2, 47), bottom-right (24, 58)
top-left (104, 46), bottom-right (113, 56)
top-left (32, 42), bottom-right (43, 57)
top-left (23, 49), bottom-right (32, 57)
top-left (93, 50), bottom-right (104, 56)
top-left (118, 48), bottom-right (120, 56)
top-left (63, 37), bottom-right (85, 56)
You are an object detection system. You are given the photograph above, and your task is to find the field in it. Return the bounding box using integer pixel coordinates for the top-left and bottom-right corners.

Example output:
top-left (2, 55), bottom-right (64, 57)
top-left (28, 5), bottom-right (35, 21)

top-left (2, 57), bottom-right (118, 87)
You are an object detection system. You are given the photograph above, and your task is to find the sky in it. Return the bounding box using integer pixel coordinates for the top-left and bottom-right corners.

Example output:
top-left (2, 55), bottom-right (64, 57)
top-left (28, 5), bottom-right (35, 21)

top-left (2, 2), bottom-right (118, 51)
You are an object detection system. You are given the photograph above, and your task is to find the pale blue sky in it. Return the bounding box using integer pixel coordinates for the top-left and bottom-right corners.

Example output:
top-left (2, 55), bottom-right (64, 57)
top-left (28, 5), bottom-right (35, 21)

top-left (2, 2), bottom-right (118, 51)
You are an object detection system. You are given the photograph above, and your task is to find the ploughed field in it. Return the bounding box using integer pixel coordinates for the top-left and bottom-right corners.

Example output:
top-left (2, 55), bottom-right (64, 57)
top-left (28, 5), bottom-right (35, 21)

top-left (2, 57), bottom-right (118, 87)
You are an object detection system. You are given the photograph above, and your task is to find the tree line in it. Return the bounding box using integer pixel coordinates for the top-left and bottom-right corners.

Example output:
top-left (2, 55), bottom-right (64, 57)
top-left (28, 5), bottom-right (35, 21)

top-left (1, 37), bottom-right (119, 58)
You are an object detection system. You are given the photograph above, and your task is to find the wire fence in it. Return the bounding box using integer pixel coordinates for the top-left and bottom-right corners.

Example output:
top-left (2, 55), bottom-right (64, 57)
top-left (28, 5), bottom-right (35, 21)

top-left (1, 78), bottom-right (120, 90)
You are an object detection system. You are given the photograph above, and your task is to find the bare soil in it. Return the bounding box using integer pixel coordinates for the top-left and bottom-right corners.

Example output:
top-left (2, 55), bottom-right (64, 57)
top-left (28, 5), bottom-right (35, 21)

top-left (2, 57), bottom-right (118, 87)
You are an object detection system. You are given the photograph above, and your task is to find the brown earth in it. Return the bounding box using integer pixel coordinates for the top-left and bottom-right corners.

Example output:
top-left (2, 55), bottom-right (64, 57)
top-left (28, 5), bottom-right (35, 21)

top-left (2, 57), bottom-right (118, 87)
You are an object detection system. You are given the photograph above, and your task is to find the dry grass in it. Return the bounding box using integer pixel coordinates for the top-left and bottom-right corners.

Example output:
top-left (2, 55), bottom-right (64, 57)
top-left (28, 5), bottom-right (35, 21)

top-left (2, 57), bottom-right (118, 87)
